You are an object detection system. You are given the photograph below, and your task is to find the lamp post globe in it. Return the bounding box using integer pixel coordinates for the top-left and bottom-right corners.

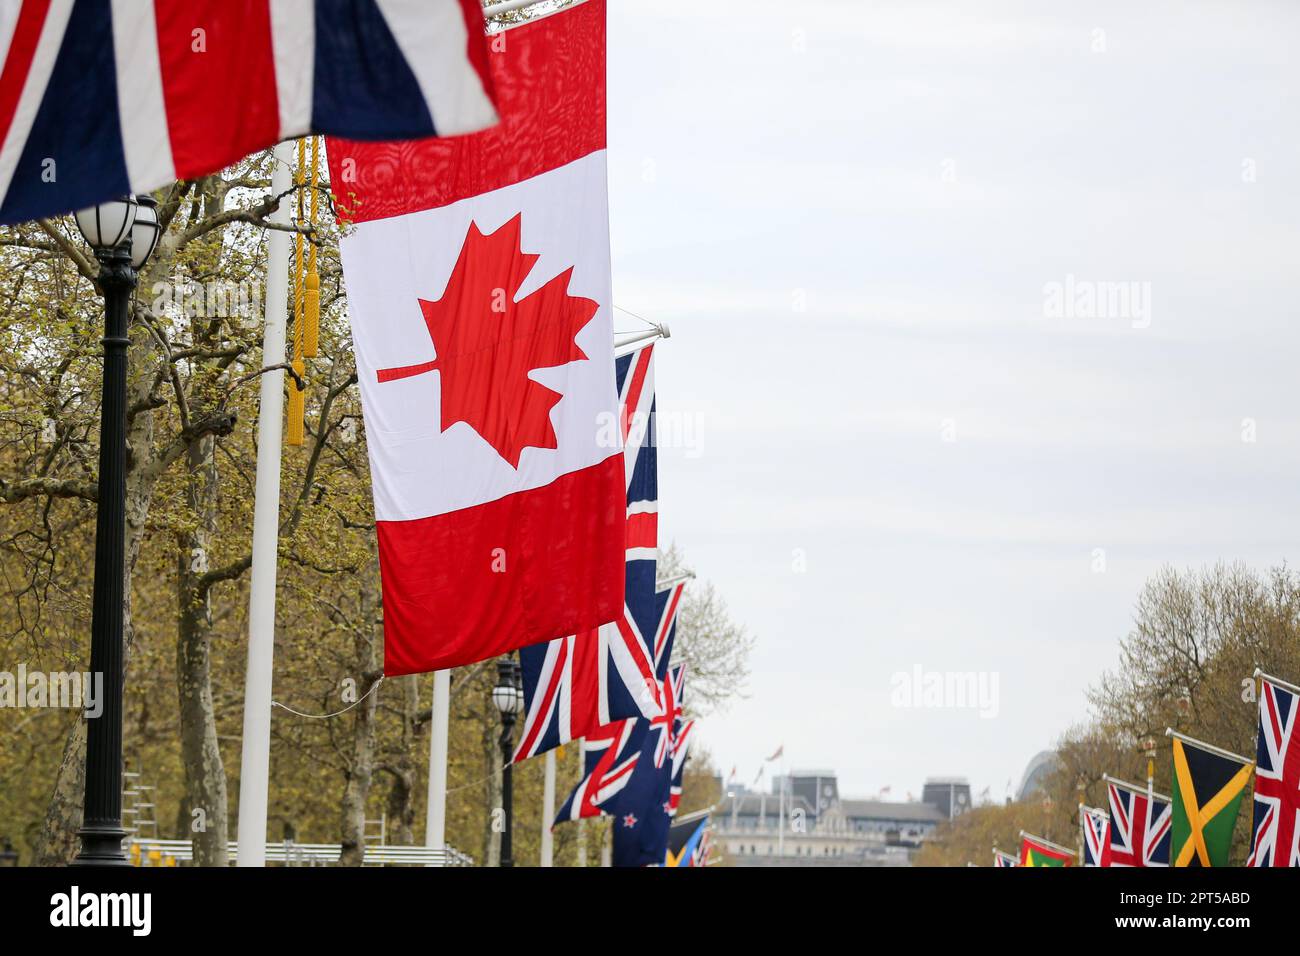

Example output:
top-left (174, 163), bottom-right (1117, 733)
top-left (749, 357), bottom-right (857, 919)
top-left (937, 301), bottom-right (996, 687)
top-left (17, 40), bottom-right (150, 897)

top-left (493, 656), bottom-right (524, 867)
top-left (128, 196), bottom-right (161, 270)
top-left (74, 196), bottom-right (137, 252)
top-left (70, 193), bottom-right (157, 867)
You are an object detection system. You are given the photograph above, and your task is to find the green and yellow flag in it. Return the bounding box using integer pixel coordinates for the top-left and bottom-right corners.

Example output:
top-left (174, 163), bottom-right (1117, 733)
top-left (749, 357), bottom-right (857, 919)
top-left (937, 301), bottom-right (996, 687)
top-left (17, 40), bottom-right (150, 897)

top-left (1019, 833), bottom-right (1073, 867)
top-left (1170, 734), bottom-right (1253, 867)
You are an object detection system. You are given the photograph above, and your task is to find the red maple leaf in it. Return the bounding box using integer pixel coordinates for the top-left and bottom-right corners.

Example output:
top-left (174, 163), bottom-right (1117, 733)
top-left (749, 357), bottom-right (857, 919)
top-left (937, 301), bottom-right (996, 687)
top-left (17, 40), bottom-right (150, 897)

top-left (377, 214), bottom-right (598, 468)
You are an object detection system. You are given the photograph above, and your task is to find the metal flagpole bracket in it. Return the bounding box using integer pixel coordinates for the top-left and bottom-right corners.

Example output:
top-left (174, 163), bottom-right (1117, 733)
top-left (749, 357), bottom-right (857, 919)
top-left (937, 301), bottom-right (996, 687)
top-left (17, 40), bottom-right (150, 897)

top-left (614, 323), bottom-right (671, 357)
top-left (1101, 773), bottom-right (1171, 804)
top-left (655, 570), bottom-right (695, 591)
top-left (1254, 667), bottom-right (1300, 696)
top-left (1164, 728), bottom-right (1254, 766)
top-left (1018, 831), bottom-right (1075, 857)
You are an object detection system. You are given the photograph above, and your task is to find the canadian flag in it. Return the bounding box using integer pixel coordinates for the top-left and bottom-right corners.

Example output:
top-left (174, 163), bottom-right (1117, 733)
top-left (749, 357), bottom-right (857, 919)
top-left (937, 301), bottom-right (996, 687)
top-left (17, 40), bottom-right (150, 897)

top-left (326, 0), bottom-right (623, 676)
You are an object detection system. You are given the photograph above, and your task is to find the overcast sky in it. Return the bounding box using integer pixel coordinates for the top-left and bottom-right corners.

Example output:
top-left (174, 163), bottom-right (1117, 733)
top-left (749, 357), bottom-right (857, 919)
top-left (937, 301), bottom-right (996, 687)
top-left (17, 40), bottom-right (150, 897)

top-left (604, 0), bottom-right (1300, 802)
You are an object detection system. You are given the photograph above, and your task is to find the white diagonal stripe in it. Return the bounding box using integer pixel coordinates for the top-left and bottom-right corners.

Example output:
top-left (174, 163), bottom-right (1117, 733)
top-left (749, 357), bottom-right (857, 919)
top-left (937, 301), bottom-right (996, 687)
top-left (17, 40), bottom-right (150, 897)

top-left (111, 0), bottom-right (175, 192)
top-left (269, 0), bottom-right (315, 139)
top-left (374, 0), bottom-right (497, 136)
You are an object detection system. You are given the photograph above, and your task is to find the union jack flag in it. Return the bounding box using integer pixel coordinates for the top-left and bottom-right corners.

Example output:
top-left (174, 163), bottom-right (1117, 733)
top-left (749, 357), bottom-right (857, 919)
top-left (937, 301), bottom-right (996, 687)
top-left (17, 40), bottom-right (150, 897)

top-left (1247, 675), bottom-right (1300, 867)
top-left (0, 0), bottom-right (498, 225)
top-left (514, 346), bottom-right (668, 762)
top-left (668, 685), bottom-right (695, 814)
top-left (555, 589), bottom-right (684, 823)
top-left (650, 661), bottom-right (687, 771)
top-left (1080, 804), bottom-right (1111, 867)
top-left (1107, 778), bottom-right (1171, 867)
top-left (554, 717), bottom-right (639, 822)
top-left (992, 849), bottom-right (1018, 868)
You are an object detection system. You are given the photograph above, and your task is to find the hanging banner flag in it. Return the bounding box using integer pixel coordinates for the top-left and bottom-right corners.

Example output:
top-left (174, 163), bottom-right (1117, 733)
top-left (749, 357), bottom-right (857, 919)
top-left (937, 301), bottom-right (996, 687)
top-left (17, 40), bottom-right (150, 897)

top-left (326, 0), bottom-right (623, 674)
top-left (556, 584), bottom-right (683, 834)
top-left (0, 0), bottom-right (497, 225)
top-left (670, 697), bottom-right (702, 811)
top-left (513, 345), bottom-right (666, 761)
top-left (1106, 777), bottom-right (1172, 867)
top-left (1080, 804), bottom-right (1111, 867)
top-left (1169, 733), bottom-right (1252, 867)
top-left (1019, 832), bottom-right (1072, 867)
top-left (1247, 673), bottom-right (1300, 867)
top-left (609, 663), bottom-right (686, 868)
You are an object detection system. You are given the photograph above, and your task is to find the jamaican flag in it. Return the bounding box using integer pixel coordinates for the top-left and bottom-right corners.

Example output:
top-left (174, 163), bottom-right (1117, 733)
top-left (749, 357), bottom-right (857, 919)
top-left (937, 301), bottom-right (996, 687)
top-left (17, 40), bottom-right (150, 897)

top-left (1170, 735), bottom-right (1253, 867)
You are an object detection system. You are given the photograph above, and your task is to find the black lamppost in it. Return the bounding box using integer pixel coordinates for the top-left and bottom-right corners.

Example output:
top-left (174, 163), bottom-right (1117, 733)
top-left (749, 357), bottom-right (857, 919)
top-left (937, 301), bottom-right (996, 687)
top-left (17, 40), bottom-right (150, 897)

top-left (492, 656), bottom-right (524, 868)
top-left (70, 195), bottom-right (161, 867)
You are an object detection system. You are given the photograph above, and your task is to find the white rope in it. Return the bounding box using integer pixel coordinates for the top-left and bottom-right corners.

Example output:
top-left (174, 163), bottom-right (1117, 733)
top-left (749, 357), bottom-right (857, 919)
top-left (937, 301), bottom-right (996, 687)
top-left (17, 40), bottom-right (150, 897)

top-left (445, 757), bottom-right (517, 795)
top-left (272, 676), bottom-right (384, 719)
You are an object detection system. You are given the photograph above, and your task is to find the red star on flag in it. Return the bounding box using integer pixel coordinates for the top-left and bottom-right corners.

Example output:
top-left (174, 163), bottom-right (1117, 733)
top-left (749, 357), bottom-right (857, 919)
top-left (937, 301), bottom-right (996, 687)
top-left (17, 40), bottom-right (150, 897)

top-left (622, 813), bottom-right (638, 828)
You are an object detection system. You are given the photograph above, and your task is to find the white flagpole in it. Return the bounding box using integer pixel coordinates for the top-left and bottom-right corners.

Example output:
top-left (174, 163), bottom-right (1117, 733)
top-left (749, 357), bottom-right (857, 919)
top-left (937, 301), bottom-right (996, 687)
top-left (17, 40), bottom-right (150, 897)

top-left (236, 140), bottom-right (294, 867)
top-left (424, 669), bottom-right (451, 863)
top-left (540, 749), bottom-right (556, 866)
top-left (777, 758), bottom-right (786, 858)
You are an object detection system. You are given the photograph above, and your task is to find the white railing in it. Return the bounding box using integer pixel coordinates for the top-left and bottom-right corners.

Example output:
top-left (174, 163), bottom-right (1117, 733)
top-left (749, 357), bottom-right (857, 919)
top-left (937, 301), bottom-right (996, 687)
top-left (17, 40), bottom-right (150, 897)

top-left (129, 838), bottom-right (473, 867)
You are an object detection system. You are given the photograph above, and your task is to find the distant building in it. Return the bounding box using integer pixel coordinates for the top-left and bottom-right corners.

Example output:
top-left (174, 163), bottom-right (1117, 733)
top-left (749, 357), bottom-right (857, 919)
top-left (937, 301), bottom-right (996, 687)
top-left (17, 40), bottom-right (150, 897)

top-left (921, 777), bottom-right (972, 820)
top-left (714, 770), bottom-right (948, 867)
top-left (1017, 751), bottom-right (1060, 801)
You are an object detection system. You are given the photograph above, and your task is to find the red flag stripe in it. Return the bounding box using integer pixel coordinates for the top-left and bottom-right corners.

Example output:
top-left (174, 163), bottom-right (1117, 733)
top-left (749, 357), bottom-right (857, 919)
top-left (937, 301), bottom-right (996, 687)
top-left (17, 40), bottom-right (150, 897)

top-left (0, 0), bottom-right (50, 155)
top-left (154, 0), bottom-right (281, 180)
top-left (513, 636), bottom-right (569, 761)
top-left (655, 584), bottom-right (684, 662)
top-left (620, 345), bottom-right (653, 443)
top-left (377, 454), bottom-right (624, 675)
top-left (625, 511), bottom-right (657, 551)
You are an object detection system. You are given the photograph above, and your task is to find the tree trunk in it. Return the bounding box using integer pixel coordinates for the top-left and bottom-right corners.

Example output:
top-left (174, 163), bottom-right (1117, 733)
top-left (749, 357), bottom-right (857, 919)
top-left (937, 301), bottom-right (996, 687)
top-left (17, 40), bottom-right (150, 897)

top-left (339, 536), bottom-right (381, 866)
top-left (484, 713), bottom-right (502, 867)
top-left (176, 435), bottom-right (228, 866)
top-left (34, 716), bottom-right (87, 865)
top-left (383, 675), bottom-right (420, 845)
top-left (338, 674), bottom-right (380, 865)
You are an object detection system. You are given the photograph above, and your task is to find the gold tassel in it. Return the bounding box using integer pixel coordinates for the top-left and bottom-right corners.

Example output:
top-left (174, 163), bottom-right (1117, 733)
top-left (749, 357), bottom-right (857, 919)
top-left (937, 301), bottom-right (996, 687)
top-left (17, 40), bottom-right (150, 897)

top-left (304, 136), bottom-right (321, 357)
top-left (304, 270), bottom-right (319, 358)
top-left (286, 358), bottom-right (306, 447)
top-left (286, 138), bottom-right (308, 447)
